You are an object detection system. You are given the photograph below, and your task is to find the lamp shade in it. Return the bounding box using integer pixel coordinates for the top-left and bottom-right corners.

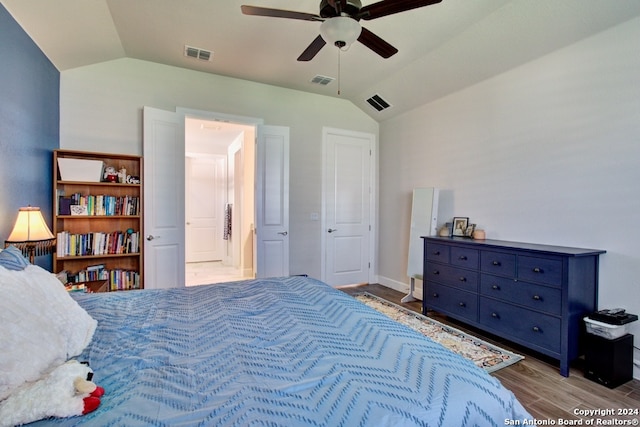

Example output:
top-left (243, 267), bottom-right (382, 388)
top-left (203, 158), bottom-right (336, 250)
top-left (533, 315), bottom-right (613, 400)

top-left (320, 17), bottom-right (361, 48)
top-left (7, 207), bottom-right (54, 242)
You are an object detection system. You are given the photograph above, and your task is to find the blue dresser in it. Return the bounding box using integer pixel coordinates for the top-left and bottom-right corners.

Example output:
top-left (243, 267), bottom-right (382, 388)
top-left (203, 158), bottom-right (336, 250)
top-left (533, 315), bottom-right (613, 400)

top-left (422, 236), bottom-right (605, 376)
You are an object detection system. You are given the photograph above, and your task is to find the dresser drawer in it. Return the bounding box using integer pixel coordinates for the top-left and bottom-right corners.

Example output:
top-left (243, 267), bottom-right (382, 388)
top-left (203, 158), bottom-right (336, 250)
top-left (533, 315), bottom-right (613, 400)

top-left (480, 274), bottom-right (561, 315)
top-left (518, 256), bottom-right (562, 286)
top-left (425, 282), bottom-right (477, 323)
top-left (479, 298), bottom-right (560, 353)
top-left (480, 251), bottom-right (516, 277)
top-left (425, 262), bottom-right (478, 292)
top-left (450, 247), bottom-right (479, 269)
top-left (425, 243), bottom-right (450, 262)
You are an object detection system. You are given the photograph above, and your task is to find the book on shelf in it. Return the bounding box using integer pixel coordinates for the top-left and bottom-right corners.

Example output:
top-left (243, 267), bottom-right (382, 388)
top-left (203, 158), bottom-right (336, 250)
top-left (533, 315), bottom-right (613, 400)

top-left (109, 269), bottom-right (141, 291)
top-left (65, 267), bottom-right (140, 291)
top-left (56, 230), bottom-right (140, 257)
top-left (57, 193), bottom-right (139, 216)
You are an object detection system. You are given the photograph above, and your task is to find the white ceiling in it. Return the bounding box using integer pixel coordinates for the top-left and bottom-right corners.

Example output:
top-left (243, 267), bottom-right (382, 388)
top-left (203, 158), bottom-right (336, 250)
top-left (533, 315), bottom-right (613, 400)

top-left (3, 0), bottom-right (640, 121)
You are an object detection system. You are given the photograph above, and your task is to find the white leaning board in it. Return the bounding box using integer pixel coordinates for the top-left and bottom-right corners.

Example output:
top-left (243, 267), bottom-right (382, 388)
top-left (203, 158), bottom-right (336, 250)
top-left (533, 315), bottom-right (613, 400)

top-left (403, 188), bottom-right (439, 302)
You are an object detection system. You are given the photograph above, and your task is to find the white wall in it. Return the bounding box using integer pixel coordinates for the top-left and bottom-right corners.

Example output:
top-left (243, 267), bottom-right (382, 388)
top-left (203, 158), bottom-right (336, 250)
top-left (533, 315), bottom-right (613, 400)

top-left (59, 58), bottom-right (379, 279)
top-left (378, 17), bottom-right (640, 375)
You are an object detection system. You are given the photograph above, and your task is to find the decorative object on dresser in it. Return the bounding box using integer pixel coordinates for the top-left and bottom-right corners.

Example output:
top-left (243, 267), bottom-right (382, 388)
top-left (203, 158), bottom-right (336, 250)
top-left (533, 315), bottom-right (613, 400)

top-left (53, 149), bottom-right (143, 291)
top-left (438, 223), bottom-right (453, 237)
top-left (422, 236), bottom-right (605, 377)
top-left (472, 229), bottom-right (486, 240)
top-left (452, 217), bottom-right (468, 236)
top-left (5, 206), bottom-right (56, 264)
top-left (464, 223), bottom-right (476, 237)
top-left (447, 217), bottom-right (479, 238)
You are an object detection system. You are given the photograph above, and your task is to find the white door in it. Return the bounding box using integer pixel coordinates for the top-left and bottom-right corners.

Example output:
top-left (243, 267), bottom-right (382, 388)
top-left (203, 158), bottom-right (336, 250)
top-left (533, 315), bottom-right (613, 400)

top-left (143, 106), bottom-right (186, 289)
top-left (186, 155), bottom-right (226, 263)
top-left (323, 128), bottom-right (374, 286)
top-left (255, 126), bottom-right (289, 278)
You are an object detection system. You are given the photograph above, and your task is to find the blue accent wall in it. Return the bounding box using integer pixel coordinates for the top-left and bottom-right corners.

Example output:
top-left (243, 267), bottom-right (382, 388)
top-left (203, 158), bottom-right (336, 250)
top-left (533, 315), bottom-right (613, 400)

top-left (0, 4), bottom-right (59, 269)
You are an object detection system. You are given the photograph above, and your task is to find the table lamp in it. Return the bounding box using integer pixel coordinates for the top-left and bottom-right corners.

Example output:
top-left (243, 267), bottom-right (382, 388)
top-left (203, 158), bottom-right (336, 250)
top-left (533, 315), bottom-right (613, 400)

top-left (5, 206), bottom-right (56, 264)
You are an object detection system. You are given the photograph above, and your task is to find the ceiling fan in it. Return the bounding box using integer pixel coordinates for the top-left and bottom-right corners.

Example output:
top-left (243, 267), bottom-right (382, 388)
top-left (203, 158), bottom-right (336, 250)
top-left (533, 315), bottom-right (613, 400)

top-left (241, 0), bottom-right (443, 61)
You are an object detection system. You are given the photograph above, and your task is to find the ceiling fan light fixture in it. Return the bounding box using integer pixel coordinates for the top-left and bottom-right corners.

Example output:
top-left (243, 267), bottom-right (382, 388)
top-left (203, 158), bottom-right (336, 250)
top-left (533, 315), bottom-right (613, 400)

top-left (320, 17), bottom-right (361, 49)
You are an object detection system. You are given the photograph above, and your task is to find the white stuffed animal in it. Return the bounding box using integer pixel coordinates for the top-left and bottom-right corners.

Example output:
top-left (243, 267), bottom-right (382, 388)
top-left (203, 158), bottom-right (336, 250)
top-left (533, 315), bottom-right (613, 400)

top-left (0, 360), bottom-right (104, 427)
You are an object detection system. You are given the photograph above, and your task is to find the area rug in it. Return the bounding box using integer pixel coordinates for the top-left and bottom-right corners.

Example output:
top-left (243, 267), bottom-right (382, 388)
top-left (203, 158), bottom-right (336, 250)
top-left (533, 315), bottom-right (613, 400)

top-left (354, 292), bottom-right (524, 373)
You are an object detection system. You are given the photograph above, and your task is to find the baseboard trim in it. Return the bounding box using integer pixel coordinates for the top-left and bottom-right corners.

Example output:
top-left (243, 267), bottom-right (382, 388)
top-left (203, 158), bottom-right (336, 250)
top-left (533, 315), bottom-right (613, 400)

top-left (376, 275), bottom-right (409, 292)
top-left (376, 275), bottom-right (423, 300)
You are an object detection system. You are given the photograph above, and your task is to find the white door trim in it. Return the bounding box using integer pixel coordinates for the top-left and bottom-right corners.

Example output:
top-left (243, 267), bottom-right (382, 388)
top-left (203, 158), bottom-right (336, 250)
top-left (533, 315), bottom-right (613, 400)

top-left (178, 107), bottom-right (264, 278)
top-left (321, 127), bottom-right (377, 285)
top-left (177, 107), bottom-right (264, 127)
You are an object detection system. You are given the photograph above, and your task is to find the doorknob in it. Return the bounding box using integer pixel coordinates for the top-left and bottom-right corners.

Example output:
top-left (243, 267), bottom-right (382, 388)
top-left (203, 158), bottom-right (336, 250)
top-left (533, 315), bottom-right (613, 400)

top-left (327, 228), bottom-right (338, 233)
top-left (277, 231), bottom-right (288, 236)
top-left (146, 234), bottom-right (158, 241)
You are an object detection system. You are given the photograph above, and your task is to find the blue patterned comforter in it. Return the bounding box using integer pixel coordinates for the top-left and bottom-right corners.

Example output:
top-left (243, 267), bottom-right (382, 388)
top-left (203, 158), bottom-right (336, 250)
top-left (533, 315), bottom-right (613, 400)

top-left (33, 276), bottom-right (531, 426)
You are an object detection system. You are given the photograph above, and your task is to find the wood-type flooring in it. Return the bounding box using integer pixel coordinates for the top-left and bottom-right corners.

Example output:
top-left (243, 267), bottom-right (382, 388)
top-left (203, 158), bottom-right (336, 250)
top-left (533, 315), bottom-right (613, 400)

top-left (340, 283), bottom-right (640, 424)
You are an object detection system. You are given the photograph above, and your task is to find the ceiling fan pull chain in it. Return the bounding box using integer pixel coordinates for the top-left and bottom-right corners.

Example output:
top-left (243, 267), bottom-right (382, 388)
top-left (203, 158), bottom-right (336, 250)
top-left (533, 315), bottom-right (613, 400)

top-left (337, 49), bottom-right (341, 96)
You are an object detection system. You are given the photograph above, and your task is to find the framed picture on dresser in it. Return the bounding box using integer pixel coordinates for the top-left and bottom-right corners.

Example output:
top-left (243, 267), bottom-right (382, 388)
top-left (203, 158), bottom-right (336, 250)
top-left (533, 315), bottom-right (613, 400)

top-left (465, 223), bottom-right (476, 237)
top-left (452, 217), bottom-right (468, 236)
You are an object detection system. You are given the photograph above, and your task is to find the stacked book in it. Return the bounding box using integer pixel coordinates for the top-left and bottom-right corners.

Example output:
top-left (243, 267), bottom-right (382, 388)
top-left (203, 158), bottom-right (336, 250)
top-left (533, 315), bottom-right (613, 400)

top-left (65, 263), bottom-right (109, 283)
top-left (108, 270), bottom-right (141, 291)
top-left (65, 265), bottom-right (140, 291)
top-left (56, 230), bottom-right (140, 257)
top-left (58, 193), bottom-right (139, 216)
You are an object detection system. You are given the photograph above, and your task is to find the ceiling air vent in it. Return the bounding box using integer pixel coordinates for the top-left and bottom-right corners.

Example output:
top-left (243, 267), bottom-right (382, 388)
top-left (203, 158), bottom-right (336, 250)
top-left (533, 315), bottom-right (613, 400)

top-left (366, 94), bottom-right (392, 112)
top-left (184, 45), bottom-right (213, 61)
top-left (310, 75), bottom-right (335, 86)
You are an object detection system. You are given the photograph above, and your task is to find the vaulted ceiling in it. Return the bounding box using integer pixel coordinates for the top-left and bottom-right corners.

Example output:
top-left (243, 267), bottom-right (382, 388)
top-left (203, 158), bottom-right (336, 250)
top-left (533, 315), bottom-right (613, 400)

top-left (3, 0), bottom-right (640, 121)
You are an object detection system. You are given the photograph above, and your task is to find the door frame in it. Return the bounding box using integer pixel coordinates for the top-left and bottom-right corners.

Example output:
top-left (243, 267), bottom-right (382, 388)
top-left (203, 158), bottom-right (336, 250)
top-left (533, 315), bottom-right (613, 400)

top-left (320, 127), bottom-right (377, 285)
top-left (178, 108), bottom-right (263, 277)
top-left (226, 137), bottom-right (243, 270)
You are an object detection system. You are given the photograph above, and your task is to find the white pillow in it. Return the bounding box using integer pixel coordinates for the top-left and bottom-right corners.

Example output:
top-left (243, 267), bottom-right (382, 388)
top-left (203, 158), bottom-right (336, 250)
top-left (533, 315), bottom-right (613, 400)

top-left (0, 264), bottom-right (97, 401)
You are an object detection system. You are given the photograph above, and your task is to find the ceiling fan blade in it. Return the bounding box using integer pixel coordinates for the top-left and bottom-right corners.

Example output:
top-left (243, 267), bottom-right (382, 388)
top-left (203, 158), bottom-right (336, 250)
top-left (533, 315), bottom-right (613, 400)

top-left (357, 0), bottom-right (442, 21)
top-left (297, 35), bottom-right (327, 61)
top-left (241, 5), bottom-right (321, 21)
top-left (357, 27), bottom-right (398, 58)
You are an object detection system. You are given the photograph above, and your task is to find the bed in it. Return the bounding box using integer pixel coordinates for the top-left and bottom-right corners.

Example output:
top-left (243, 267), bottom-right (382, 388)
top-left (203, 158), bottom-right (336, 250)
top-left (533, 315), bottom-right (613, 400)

top-left (1, 259), bottom-right (531, 425)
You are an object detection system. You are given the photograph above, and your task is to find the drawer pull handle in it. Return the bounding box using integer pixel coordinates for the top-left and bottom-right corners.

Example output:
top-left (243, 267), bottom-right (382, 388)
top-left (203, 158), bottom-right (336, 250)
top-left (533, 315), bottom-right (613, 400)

top-left (532, 295), bottom-right (541, 301)
top-left (459, 302), bottom-right (466, 307)
top-left (433, 251), bottom-right (440, 255)
top-left (458, 255), bottom-right (467, 261)
top-left (433, 270), bottom-right (440, 275)
top-left (459, 277), bottom-right (467, 282)
top-left (491, 312), bottom-right (499, 318)
top-left (492, 261), bottom-right (501, 266)
top-left (532, 326), bottom-right (541, 332)
top-left (532, 267), bottom-right (544, 273)
top-left (432, 292), bottom-right (439, 298)
top-left (491, 285), bottom-right (500, 290)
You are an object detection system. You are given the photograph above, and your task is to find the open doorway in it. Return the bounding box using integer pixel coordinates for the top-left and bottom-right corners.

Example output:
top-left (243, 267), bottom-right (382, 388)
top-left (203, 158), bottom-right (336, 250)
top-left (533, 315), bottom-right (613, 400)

top-left (184, 117), bottom-right (255, 286)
